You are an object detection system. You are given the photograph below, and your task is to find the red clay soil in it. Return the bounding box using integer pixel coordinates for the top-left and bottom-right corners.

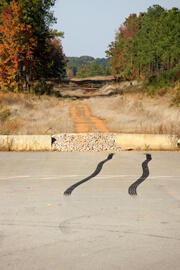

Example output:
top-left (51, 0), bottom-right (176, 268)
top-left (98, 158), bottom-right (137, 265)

top-left (70, 104), bottom-right (109, 133)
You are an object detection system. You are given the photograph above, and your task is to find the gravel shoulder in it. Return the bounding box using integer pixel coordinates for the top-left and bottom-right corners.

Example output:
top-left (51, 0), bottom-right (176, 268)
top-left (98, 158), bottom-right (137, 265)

top-left (52, 133), bottom-right (122, 152)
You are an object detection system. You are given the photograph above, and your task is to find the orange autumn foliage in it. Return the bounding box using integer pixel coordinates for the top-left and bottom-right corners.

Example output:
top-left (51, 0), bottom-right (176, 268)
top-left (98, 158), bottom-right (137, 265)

top-left (0, 1), bottom-right (36, 92)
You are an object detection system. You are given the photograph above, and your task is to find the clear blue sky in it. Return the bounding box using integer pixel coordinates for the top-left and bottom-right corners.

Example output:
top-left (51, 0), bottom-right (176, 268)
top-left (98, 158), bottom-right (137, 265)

top-left (52, 0), bottom-right (180, 58)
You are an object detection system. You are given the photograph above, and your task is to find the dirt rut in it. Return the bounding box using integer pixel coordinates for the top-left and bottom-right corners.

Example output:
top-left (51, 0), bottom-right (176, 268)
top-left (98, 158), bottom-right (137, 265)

top-left (70, 104), bottom-right (109, 133)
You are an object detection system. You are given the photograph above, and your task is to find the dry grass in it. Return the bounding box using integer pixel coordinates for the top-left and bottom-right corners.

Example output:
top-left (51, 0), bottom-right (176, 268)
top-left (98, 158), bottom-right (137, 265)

top-left (1, 88), bottom-right (180, 137)
top-left (0, 92), bottom-right (74, 135)
top-left (83, 92), bottom-right (180, 137)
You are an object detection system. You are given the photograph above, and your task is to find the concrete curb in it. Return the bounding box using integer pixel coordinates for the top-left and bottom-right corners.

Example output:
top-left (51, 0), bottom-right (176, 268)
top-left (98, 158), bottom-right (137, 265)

top-left (0, 134), bottom-right (179, 151)
top-left (0, 135), bottom-right (51, 151)
top-left (115, 133), bottom-right (179, 150)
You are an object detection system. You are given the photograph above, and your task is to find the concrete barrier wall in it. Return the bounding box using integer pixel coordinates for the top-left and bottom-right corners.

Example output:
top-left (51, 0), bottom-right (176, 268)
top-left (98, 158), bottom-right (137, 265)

top-left (0, 134), bottom-right (179, 151)
top-left (115, 133), bottom-right (178, 150)
top-left (0, 135), bottom-right (52, 151)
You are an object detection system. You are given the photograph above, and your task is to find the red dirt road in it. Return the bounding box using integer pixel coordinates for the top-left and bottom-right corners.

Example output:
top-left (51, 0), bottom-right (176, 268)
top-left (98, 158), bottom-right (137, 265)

top-left (70, 104), bottom-right (109, 133)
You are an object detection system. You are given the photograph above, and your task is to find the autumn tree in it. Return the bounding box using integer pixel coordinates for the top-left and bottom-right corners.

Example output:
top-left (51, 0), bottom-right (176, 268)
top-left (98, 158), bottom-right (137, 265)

top-left (106, 13), bottom-right (141, 78)
top-left (76, 67), bottom-right (91, 78)
top-left (66, 69), bottom-right (74, 79)
top-left (0, 0), bottom-right (66, 86)
top-left (45, 38), bottom-right (67, 79)
top-left (0, 1), bottom-right (36, 91)
top-left (16, 0), bottom-right (65, 79)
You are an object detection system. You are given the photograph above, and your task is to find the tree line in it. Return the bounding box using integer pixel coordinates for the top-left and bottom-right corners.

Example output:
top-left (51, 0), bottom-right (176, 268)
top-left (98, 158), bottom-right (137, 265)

top-left (106, 5), bottom-right (180, 84)
top-left (0, 0), bottom-right (66, 92)
top-left (66, 56), bottom-right (110, 78)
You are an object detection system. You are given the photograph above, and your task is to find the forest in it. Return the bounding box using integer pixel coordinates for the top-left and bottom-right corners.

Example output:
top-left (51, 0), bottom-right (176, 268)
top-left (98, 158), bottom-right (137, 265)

top-left (66, 56), bottom-right (110, 78)
top-left (106, 5), bottom-right (180, 97)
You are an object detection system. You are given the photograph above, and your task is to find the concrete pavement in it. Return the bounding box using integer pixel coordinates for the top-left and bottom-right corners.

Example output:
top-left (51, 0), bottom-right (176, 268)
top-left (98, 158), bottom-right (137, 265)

top-left (0, 152), bottom-right (180, 270)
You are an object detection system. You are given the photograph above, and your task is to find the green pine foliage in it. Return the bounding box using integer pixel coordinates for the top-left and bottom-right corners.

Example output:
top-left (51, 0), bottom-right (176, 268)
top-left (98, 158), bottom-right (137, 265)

top-left (106, 5), bottom-right (180, 99)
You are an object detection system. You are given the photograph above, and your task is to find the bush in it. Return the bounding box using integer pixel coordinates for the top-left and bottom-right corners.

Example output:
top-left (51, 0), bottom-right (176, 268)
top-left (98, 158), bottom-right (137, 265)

top-left (143, 64), bottom-right (180, 96)
top-left (33, 79), bottom-right (53, 95)
top-left (171, 85), bottom-right (180, 106)
top-left (0, 104), bottom-right (11, 121)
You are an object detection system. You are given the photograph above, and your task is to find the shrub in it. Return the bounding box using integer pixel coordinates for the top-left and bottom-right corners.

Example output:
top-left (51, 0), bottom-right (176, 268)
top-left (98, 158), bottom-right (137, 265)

top-left (0, 104), bottom-right (11, 121)
top-left (33, 79), bottom-right (53, 95)
top-left (171, 85), bottom-right (180, 106)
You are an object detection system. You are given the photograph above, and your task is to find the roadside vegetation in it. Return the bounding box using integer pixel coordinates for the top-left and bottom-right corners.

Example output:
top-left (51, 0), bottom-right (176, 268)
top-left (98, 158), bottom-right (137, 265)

top-left (83, 89), bottom-right (180, 136)
top-left (0, 93), bottom-right (74, 135)
top-left (1, 83), bottom-right (179, 137)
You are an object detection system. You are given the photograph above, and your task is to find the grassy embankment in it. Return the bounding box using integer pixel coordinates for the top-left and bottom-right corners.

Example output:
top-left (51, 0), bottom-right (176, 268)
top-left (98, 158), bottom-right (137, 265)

top-left (0, 92), bottom-right (74, 135)
top-left (84, 77), bottom-right (180, 136)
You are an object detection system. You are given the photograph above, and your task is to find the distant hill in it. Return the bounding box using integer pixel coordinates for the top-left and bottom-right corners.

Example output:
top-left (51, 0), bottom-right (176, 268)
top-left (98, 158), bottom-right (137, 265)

top-left (66, 56), bottom-right (110, 78)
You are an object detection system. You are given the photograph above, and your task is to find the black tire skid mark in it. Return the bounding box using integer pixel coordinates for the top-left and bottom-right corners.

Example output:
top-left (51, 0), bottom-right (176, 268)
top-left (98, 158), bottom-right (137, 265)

top-left (64, 153), bottom-right (114, 196)
top-left (128, 154), bottom-right (152, 196)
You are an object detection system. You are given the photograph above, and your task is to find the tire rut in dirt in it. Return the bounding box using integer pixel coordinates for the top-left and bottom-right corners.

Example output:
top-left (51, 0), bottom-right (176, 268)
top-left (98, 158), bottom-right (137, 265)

top-left (70, 104), bottom-right (109, 133)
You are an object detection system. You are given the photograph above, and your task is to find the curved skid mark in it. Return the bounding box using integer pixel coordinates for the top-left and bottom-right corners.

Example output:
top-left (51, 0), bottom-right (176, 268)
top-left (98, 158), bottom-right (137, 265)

top-left (59, 216), bottom-right (86, 234)
top-left (64, 153), bottom-right (114, 196)
top-left (128, 154), bottom-right (152, 196)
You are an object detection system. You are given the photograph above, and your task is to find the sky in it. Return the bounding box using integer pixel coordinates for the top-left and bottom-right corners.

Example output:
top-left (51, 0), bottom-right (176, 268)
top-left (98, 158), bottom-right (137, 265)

top-left (52, 0), bottom-right (180, 59)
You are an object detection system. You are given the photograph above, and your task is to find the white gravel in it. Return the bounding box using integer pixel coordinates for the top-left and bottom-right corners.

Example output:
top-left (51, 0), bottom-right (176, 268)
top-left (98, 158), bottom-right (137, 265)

top-left (52, 133), bottom-right (122, 152)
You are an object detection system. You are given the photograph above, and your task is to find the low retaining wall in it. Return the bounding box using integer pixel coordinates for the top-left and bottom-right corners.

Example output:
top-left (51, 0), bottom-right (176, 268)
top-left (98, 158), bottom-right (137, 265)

top-left (115, 133), bottom-right (178, 150)
top-left (0, 135), bottom-right (51, 151)
top-left (0, 134), bottom-right (179, 151)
